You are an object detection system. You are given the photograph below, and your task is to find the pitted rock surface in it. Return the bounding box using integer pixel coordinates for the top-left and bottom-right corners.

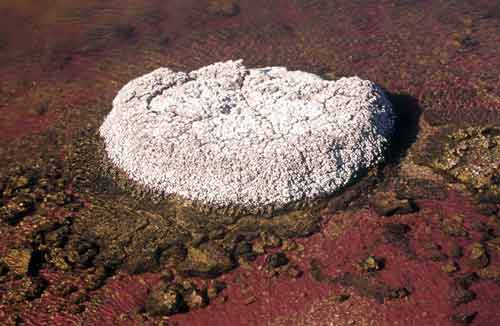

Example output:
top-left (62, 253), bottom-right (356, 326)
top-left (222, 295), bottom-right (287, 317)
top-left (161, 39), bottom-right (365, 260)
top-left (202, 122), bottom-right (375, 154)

top-left (99, 60), bottom-right (394, 209)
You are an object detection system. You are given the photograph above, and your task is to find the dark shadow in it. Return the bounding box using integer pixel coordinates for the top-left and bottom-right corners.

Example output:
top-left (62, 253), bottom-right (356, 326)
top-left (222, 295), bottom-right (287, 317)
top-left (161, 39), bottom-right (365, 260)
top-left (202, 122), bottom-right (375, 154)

top-left (384, 92), bottom-right (423, 164)
top-left (28, 250), bottom-right (45, 277)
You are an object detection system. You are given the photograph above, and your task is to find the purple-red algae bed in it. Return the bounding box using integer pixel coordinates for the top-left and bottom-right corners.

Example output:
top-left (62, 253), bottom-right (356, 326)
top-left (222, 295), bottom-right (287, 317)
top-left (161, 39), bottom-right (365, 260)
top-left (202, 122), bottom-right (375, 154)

top-left (1, 0), bottom-right (499, 148)
top-left (1, 1), bottom-right (500, 325)
top-left (2, 190), bottom-right (498, 325)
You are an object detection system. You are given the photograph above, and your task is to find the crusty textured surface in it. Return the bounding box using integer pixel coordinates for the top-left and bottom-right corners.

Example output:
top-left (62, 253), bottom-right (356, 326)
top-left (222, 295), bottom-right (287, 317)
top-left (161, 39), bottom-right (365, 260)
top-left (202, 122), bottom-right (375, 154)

top-left (99, 60), bottom-right (394, 209)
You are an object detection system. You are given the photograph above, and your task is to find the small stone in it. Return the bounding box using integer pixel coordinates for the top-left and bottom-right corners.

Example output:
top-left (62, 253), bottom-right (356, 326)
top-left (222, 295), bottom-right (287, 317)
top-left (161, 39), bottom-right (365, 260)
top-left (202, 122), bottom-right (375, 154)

top-left (360, 256), bottom-right (384, 272)
top-left (252, 241), bottom-right (266, 255)
top-left (244, 295), bottom-right (256, 305)
top-left (6, 277), bottom-right (47, 302)
top-left (14, 176), bottom-right (31, 189)
top-left (371, 192), bottom-right (418, 216)
top-left (145, 285), bottom-right (184, 316)
top-left (265, 252), bottom-right (289, 269)
top-left (282, 240), bottom-right (303, 252)
top-left (3, 248), bottom-right (34, 275)
top-left (441, 261), bottom-right (459, 274)
top-left (260, 231), bottom-right (282, 248)
top-left (467, 242), bottom-right (489, 268)
top-left (177, 243), bottom-right (235, 278)
top-left (206, 287), bottom-right (217, 300)
top-left (208, 0), bottom-right (240, 17)
top-left (0, 195), bottom-right (35, 224)
top-left (386, 287), bottom-right (411, 300)
top-left (450, 311), bottom-right (477, 325)
top-left (334, 294), bottom-right (350, 303)
top-left (207, 281), bottom-right (227, 300)
top-left (180, 280), bottom-right (195, 291)
top-left (46, 248), bottom-right (71, 271)
top-left (425, 243), bottom-right (448, 261)
top-left (184, 288), bottom-right (208, 310)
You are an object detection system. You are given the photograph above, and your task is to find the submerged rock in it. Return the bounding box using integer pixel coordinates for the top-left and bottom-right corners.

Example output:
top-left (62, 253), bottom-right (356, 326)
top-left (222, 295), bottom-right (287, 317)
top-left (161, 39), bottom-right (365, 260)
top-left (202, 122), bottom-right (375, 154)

top-left (265, 252), bottom-right (289, 269)
top-left (100, 60), bottom-right (394, 211)
top-left (176, 243), bottom-right (235, 277)
top-left (4, 277), bottom-right (47, 303)
top-left (183, 287), bottom-right (208, 310)
top-left (360, 256), bottom-right (384, 272)
top-left (0, 195), bottom-right (35, 224)
top-left (208, 0), bottom-right (240, 16)
top-left (371, 191), bottom-right (418, 216)
top-left (466, 242), bottom-right (489, 269)
top-left (2, 248), bottom-right (34, 276)
top-left (450, 311), bottom-right (477, 325)
top-left (145, 285), bottom-right (184, 316)
top-left (427, 127), bottom-right (500, 214)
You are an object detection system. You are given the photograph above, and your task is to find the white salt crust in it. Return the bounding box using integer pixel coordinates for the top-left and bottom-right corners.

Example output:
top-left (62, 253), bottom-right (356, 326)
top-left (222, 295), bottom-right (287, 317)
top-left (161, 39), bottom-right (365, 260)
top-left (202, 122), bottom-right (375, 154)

top-left (99, 60), bottom-right (394, 209)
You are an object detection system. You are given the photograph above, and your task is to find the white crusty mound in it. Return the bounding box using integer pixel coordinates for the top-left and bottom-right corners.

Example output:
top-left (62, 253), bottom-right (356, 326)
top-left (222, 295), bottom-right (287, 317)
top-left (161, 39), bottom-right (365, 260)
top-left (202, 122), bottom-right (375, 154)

top-left (100, 60), bottom-right (394, 209)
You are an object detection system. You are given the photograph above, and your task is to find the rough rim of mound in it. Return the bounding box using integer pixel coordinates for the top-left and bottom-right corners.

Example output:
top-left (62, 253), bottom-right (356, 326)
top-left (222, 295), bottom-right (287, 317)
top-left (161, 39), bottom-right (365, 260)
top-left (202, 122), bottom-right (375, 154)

top-left (99, 60), bottom-right (394, 210)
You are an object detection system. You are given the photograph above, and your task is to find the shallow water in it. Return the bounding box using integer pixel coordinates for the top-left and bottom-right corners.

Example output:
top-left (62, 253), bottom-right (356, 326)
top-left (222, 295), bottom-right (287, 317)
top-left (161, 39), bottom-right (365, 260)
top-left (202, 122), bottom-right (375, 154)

top-left (1, 0), bottom-right (499, 149)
